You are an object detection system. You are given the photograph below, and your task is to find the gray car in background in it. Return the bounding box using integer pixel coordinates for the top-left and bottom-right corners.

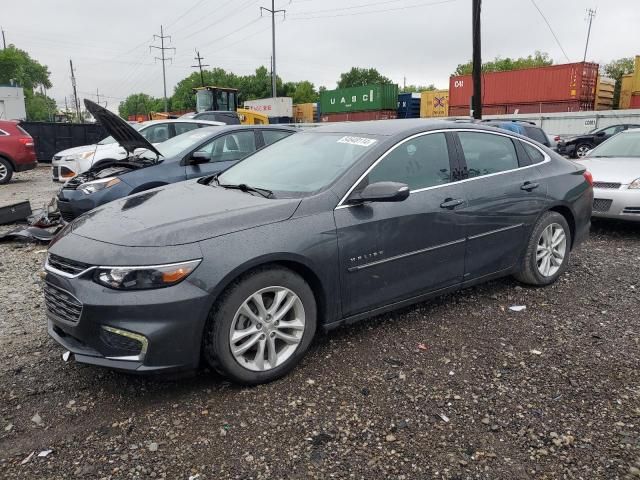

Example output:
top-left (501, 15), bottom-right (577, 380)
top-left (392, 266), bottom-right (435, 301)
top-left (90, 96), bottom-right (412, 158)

top-left (45, 119), bottom-right (593, 385)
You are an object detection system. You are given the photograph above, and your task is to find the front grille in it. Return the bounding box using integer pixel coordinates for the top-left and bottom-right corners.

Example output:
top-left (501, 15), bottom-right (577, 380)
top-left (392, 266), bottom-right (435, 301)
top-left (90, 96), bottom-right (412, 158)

top-left (48, 254), bottom-right (91, 275)
top-left (593, 198), bottom-right (613, 212)
top-left (622, 207), bottom-right (640, 214)
top-left (44, 283), bottom-right (83, 323)
top-left (593, 182), bottom-right (621, 189)
top-left (99, 329), bottom-right (143, 356)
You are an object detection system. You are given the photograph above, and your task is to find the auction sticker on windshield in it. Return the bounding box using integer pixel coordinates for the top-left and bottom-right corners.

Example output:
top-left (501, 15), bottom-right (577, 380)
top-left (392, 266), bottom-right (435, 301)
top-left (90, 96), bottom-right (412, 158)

top-left (337, 136), bottom-right (377, 147)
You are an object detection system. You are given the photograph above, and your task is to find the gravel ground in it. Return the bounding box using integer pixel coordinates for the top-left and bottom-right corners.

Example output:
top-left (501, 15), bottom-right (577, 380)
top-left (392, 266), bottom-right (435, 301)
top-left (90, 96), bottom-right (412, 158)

top-left (1, 167), bottom-right (639, 479)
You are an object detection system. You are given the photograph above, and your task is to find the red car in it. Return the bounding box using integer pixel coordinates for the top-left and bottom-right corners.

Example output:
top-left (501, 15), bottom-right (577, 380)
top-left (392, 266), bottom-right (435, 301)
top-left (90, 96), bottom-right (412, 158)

top-left (0, 120), bottom-right (37, 184)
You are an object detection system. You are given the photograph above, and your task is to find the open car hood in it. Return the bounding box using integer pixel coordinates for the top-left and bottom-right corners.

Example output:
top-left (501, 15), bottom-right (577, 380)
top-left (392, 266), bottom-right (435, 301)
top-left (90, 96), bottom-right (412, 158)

top-left (84, 99), bottom-right (162, 157)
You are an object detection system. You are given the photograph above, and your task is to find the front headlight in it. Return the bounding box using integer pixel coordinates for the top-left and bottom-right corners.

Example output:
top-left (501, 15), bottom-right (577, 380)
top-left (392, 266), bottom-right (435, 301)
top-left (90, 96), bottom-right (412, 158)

top-left (94, 259), bottom-right (201, 290)
top-left (63, 151), bottom-right (95, 161)
top-left (629, 178), bottom-right (640, 189)
top-left (78, 177), bottom-right (121, 194)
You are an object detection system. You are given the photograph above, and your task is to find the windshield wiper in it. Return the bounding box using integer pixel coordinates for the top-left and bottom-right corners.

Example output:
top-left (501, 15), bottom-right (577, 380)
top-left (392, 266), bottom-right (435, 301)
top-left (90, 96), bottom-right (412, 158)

top-left (218, 182), bottom-right (273, 198)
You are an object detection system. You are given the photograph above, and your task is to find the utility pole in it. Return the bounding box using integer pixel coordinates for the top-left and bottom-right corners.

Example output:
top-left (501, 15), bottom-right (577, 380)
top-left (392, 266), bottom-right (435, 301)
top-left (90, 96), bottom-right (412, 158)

top-left (471, 0), bottom-right (482, 119)
top-left (150, 25), bottom-right (175, 112)
top-left (69, 59), bottom-right (81, 122)
top-left (260, 1), bottom-right (286, 98)
top-left (1, 27), bottom-right (6, 50)
top-left (191, 50), bottom-right (209, 87)
top-left (583, 8), bottom-right (596, 62)
top-left (96, 88), bottom-right (100, 106)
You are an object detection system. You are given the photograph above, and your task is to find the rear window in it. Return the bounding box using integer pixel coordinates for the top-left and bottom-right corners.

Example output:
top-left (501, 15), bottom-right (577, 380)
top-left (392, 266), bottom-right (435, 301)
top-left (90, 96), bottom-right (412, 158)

top-left (16, 125), bottom-right (31, 136)
top-left (523, 126), bottom-right (549, 146)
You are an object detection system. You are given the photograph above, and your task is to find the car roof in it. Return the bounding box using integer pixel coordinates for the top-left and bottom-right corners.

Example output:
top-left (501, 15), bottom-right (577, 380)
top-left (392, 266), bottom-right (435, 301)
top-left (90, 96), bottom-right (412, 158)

top-left (140, 119), bottom-right (225, 126)
top-left (307, 119), bottom-right (524, 138)
top-left (195, 124), bottom-right (297, 134)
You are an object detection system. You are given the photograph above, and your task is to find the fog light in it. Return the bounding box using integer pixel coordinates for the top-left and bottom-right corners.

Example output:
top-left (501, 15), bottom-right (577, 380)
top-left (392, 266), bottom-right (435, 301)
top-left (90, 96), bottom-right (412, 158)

top-left (101, 326), bottom-right (148, 361)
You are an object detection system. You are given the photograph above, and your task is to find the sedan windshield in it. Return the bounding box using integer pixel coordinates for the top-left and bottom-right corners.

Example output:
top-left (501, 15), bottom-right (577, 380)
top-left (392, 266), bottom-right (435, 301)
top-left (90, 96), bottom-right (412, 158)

top-left (588, 132), bottom-right (640, 158)
top-left (218, 132), bottom-right (379, 196)
top-left (98, 123), bottom-right (145, 145)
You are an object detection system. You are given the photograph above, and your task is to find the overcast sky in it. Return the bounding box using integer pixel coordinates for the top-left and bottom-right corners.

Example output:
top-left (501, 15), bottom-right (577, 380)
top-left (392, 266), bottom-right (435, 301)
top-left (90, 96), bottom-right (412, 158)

top-left (3, 0), bottom-right (639, 111)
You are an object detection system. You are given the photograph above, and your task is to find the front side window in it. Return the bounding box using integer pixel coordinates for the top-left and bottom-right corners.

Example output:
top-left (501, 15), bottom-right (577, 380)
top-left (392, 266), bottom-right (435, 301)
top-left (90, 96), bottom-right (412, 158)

top-left (365, 133), bottom-right (451, 190)
top-left (262, 130), bottom-right (292, 146)
top-left (174, 123), bottom-right (200, 136)
top-left (458, 132), bottom-right (519, 178)
top-left (600, 125), bottom-right (623, 136)
top-left (194, 131), bottom-right (256, 163)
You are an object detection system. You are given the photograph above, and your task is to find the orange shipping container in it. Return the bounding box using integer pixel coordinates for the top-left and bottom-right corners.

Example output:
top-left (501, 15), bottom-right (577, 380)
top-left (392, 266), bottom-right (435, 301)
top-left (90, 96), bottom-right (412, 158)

top-left (420, 90), bottom-right (449, 118)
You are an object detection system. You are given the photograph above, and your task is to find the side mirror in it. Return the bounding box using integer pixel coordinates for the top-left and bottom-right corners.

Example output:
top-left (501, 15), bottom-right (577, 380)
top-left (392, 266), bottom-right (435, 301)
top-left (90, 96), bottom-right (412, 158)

top-left (188, 151), bottom-right (210, 165)
top-left (595, 131), bottom-right (606, 137)
top-left (347, 181), bottom-right (410, 205)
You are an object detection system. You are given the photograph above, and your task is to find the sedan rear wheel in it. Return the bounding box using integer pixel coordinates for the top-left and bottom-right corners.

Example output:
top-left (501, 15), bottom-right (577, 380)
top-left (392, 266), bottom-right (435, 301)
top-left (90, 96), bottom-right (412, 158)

top-left (0, 158), bottom-right (13, 184)
top-left (514, 211), bottom-right (571, 286)
top-left (203, 267), bottom-right (316, 385)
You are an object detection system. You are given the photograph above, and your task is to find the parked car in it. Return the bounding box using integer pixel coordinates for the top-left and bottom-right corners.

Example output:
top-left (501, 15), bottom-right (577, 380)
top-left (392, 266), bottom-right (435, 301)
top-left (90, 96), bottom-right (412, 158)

top-left (546, 133), bottom-right (561, 151)
top-left (575, 128), bottom-right (640, 221)
top-left (480, 120), bottom-right (552, 148)
top-left (45, 118), bottom-right (593, 385)
top-left (51, 119), bottom-right (225, 183)
top-left (0, 120), bottom-right (37, 184)
top-left (557, 124), bottom-right (640, 158)
top-left (56, 100), bottom-right (295, 221)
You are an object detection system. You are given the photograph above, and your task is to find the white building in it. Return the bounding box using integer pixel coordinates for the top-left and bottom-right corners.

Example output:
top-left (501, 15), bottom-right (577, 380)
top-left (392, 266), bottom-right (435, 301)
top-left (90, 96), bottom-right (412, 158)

top-left (0, 86), bottom-right (27, 121)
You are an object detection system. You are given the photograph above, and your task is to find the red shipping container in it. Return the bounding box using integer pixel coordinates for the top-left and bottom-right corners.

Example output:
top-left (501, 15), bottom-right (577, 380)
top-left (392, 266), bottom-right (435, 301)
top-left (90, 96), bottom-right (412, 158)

top-left (448, 100), bottom-right (592, 117)
top-left (449, 62), bottom-right (598, 108)
top-left (321, 110), bottom-right (397, 122)
top-left (630, 94), bottom-right (640, 108)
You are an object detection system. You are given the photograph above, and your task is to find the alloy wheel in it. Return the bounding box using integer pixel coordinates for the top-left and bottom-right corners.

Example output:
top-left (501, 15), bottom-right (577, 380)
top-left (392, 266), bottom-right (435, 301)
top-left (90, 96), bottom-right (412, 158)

top-left (576, 145), bottom-right (591, 157)
top-left (0, 163), bottom-right (7, 182)
top-left (536, 223), bottom-right (567, 277)
top-left (229, 286), bottom-right (305, 372)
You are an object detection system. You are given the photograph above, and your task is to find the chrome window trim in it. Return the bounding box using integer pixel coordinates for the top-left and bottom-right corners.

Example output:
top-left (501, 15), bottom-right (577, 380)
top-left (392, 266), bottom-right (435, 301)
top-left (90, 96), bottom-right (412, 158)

top-left (335, 128), bottom-right (550, 210)
top-left (0, 128), bottom-right (9, 136)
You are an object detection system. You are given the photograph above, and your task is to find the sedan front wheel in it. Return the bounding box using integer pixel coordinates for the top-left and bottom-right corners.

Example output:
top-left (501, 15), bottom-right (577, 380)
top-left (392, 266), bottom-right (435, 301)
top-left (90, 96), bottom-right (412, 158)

top-left (203, 267), bottom-right (316, 385)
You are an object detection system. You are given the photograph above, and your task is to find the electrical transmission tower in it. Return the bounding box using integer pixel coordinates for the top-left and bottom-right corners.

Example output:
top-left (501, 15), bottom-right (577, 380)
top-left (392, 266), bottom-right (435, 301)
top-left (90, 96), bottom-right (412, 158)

top-left (150, 25), bottom-right (175, 113)
top-left (192, 50), bottom-right (210, 87)
top-left (583, 8), bottom-right (596, 62)
top-left (260, 1), bottom-right (286, 98)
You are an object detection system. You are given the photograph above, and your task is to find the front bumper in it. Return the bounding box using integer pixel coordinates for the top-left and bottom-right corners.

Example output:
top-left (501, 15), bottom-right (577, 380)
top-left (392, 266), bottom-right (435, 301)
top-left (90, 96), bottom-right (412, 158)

top-left (56, 181), bottom-right (131, 221)
top-left (44, 263), bottom-right (212, 373)
top-left (52, 158), bottom-right (79, 182)
top-left (592, 186), bottom-right (640, 222)
top-left (556, 143), bottom-right (575, 157)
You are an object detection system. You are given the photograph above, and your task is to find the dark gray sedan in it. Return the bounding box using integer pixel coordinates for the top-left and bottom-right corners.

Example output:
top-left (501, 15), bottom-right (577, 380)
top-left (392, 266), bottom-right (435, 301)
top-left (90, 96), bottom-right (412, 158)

top-left (45, 119), bottom-right (593, 385)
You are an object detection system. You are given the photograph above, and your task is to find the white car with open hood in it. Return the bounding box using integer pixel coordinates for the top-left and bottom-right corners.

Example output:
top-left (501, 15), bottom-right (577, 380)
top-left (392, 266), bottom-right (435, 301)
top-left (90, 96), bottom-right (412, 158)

top-left (51, 119), bottom-right (224, 182)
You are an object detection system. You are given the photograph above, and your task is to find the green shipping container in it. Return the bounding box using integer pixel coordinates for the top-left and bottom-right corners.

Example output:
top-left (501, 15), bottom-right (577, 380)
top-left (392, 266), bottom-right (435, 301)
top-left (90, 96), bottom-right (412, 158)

top-left (319, 84), bottom-right (399, 114)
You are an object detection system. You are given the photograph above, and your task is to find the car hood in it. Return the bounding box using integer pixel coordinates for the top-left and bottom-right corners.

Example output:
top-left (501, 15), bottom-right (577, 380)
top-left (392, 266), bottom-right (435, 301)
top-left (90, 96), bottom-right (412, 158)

top-left (577, 157), bottom-right (640, 183)
top-left (55, 144), bottom-right (101, 157)
top-left (84, 99), bottom-right (162, 157)
top-left (68, 180), bottom-right (302, 247)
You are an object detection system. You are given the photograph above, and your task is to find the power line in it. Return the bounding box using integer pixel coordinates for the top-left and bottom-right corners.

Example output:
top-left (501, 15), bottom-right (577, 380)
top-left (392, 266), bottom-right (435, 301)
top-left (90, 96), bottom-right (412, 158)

top-left (192, 50), bottom-right (210, 86)
top-left (583, 8), bottom-right (596, 62)
top-left (150, 25), bottom-right (176, 112)
top-left (260, 1), bottom-right (286, 98)
top-left (290, 0), bottom-right (444, 16)
top-left (290, 0), bottom-right (457, 20)
top-left (530, 0), bottom-right (570, 62)
top-left (180, 0), bottom-right (256, 41)
top-left (165, 0), bottom-right (209, 31)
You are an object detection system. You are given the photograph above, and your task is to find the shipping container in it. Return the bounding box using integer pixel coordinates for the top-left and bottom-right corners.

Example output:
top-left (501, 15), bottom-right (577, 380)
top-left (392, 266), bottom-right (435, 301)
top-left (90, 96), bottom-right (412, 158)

top-left (595, 76), bottom-right (615, 111)
top-left (420, 90), bottom-right (449, 118)
top-left (449, 62), bottom-right (599, 111)
top-left (319, 84), bottom-right (398, 114)
top-left (320, 110), bottom-right (397, 122)
top-left (631, 56), bottom-right (640, 92)
top-left (448, 100), bottom-right (592, 117)
top-left (243, 97), bottom-right (293, 117)
top-left (620, 74), bottom-right (634, 109)
top-left (631, 94), bottom-right (640, 109)
top-left (397, 93), bottom-right (421, 119)
top-left (292, 103), bottom-right (317, 123)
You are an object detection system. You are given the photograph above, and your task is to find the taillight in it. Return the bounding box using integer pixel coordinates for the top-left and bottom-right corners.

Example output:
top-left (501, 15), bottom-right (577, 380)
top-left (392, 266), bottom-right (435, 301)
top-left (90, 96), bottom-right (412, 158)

top-left (554, 135), bottom-right (561, 142)
top-left (18, 137), bottom-right (34, 147)
top-left (583, 171), bottom-right (593, 186)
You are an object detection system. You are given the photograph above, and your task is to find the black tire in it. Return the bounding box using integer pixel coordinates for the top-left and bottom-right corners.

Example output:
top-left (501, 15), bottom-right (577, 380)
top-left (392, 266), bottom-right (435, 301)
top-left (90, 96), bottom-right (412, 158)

top-left (574, 143), bottom-right (593, 158)
top-left (0, 157), bottom-right (14, 184)
top-left (514, 211), bottom-right (572, 286)
top-left (202, 266), bottom-right (317, 385)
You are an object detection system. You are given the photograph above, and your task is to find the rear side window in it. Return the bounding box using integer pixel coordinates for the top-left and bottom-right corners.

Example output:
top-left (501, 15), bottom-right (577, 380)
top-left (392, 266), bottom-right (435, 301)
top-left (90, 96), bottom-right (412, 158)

top-left (262, 130), bottom-right (291, 146)
top-left (458, 132), bottom-right (519, 178)
top-left (522, 142), bottom-right (546, 164)
top-left (366, 133), bottom-right (451, 190)
top-left (174, 123), bottom-right (200, 136)
top-left (523, 126), bottom-right (549, 146)
top-left (16, 125), bottom-right (30, 136)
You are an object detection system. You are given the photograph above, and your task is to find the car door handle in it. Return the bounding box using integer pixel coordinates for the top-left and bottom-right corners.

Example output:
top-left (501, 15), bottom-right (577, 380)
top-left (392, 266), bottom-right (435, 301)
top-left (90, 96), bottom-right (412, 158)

top-left (440, 198), bottom-right (464, 209)
top-left (521, 182), bottom-right (539, 191)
